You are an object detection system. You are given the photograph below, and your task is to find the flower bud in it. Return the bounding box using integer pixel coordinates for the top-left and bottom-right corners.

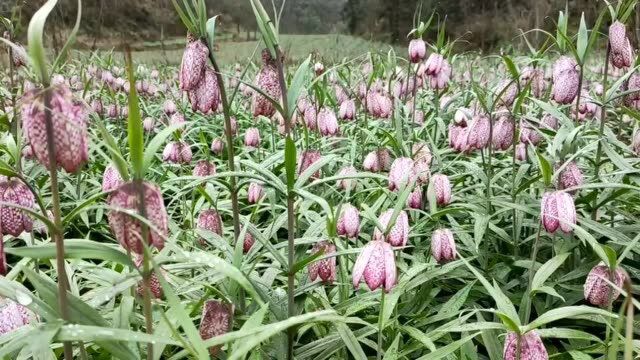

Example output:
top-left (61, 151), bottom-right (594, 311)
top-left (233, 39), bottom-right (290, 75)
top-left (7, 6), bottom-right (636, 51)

top-left (431, 228), bottom-right (457, 264)
top-left (243, 229), bottom-right (255, 253)
top-left (515, 143), bottom-right (527, 161)
top-left (102, 164), bottom-right (123, 192)
top-left (91, 99), bottom-right (103, 115)
top-left (134, 255), bottom-right (163, 299)
top-left (407, 187), bottom-right (422, 209)
top-left (107, 181), bottom-right (168, 254)
top-left (211, 138), bottom-right (224, 155)
top-left (337, 204), bottom-right (360, 239)
top-left (247, 182), bottom-right (264, 204)
top-left (313, 62), bottom-right (325, 76)
top-left (308, 241), bottom-right (336, 283)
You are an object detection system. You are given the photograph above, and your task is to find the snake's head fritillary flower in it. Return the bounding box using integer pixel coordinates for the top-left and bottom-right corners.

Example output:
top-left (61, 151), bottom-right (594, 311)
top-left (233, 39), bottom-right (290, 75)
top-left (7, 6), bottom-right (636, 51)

top-left (162, 141), bottom-right (192, 164)
top-left (150, 69), bottom-right (159, 79)
top-left (336, 165), bottom-right (357, 191)
top-left (303, 104), bottom-right (318, 130)
top-left (107, 181), bottom-right (168, 254)
top-left (133, 255), bottom-right (163, 299)
top-left (0, 177), bottom-right (35, 237)
top-left (0, 299), bottom-right (38, 335)
top-left (519, 119), bottom-right (542, 146)
top-left (338, 99), bottom-right (356, 121)
top-left (244, 127), bottom-right (261, 148)
top-left (497, 80), bottom-right (517, 107)
top-left (541, 113), bottom-right (559, 131)
top-left (503, 331), bottom-right (548, 360)
top-left (163, 99), bottom-right (177, 115)
top-left (318, 107), bottom-right (339, 137)
top-left (337, 203), bottom-right (360, 239)
top-left (424, 54), bottom-right (451, 89)
top-left (102, 164), bottom-right (123, 193)
top-left (541, 191), bottom-right (576, 234)
top-left (431, 229), bottom-right (456, 264)
top-left (556, 161), bottom-right (583, 193)
top-left (91, 99), bottom-right (103, 115)
top-left (308, 241), bottom-right (337, 283)
top-left (609, 21), bottom-right (634, 69)
top-left (188, 67), bottom-right (221, 114)
top-left (352, 240), bottom-right (397, 292)
top-left (10, 44), bottom-right (27, 68)
top-left (197, 209), bottom-right (223, 247)
top-left (211, 138), bottom-right (224, 155)
top-left (430, 174), bottom-right (452, 206)
top-left (492, 115), bottom-right (514, 151)
top-left (21, 85), bottom-right (89, 173)
top-left (193, 160), bottom-right (216, 177)
top-left (408, 39), bottom-right (426, 63)
top-left (468, 114), bottom-right (490, 150)
top-left (516, 143), bottom-right (527, 161)
top-left (143, 117), bottom-right (155, 133)
top-left (552, 56), bottom-right (580, 104)
top-left (335, 85), bottom-right (349, 105)
top-left (407, 187), bottom-right (422, 209)
top-left (251, 49), bottom-right (281, 118)
top-left (520, 67), bottom-right (547, 98)
top-left (388, 157), bottom-right (416, 191)
top-left (363, 151), bottom-right (381, 172)
top-left (120, 106), bottom-right (129, 119)
top-left (179, 34), bottom-right (209, 91)
top-left (313, 62), bottom-right (325, 76)
top-left (199, 300), bottom-right (234, 356)
top-left (373, 209), bottom-right (409, 247)
top-left (106, 104), bottom-right (118, 119)
top-left (623, 72), bottom-right (640, 109)
top-left (298, 150), bottom-right (322, 179)
top-left (454, 108), bottom-right (472, 126)
top-left (584, 262), bottom-right (627, 307)
top-left (243, 230), bottom-right (255, 253)
top-left (632, 130), bottom-right (640, 155)
top-left (247, 182), bottom-right (264, 204)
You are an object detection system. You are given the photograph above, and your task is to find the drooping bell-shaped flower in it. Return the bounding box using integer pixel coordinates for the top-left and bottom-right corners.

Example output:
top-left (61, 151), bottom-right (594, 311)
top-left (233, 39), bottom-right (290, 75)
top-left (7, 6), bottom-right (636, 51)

top-left (21, 85), bottom-right (89, 173)
top-left (188, 67), bottom-right (221, 114)
top-left (308, 241), bottom-right (337, 283)
top-left (431, 228), bottom-right (457, 264)
top-left (199, 300), bottom-right (234, 356)
top-left (313, 62), bottom-right (325, 76)
top-left (584, 262), bottom-right (627, 307)
top-left (162, 141), bottom-right (192, 164)
top-left (141, 117), bottom-right (154, 133)
top-left (337, 165), bottom-right (357, 191)
top-left (623, 72), bottom-right (640, 109)
top-left (244, 127), bottom-right (261, 148)
top-left (540, 113), bottom-right (559, 131)
top-left (352, 240), bottom-right (397, 292)
top-left (373, 209), bottom-right (409, 247)
top-left (193, 160), bottom-right (216, 177)
top-left (497, 80), bottom-right (517, 107)
top-left (251, 49), bottom-right (281, 118)
top-left (556, 161), bottom-right (583, 192)
top-left (91, 99), bottom-right (103, 115)
top-left (492, 115), bottom-right (514, 151)
top-left (198, 209), bottom-right (223, 237)
top-left (163, 99), bottom-right (177, 115)
top-left (408, 39), bottom-right (426, 63)
top-left (0, 299), bottom-right (37, 335)
top-left (467, 114), bottom-right (490, 150)
top-left (388, 157), bottom-right (416, 191)
top-left (337, 203), bottom-right (360, 239)
top-left (503, 331), bottom-right (549, 360)
top-left (407, 187), bottom-right (422, 209)
top-left (102, 164), bottom-right (123, 192)
top-left (107, 181), bottom-right (168, 254)
top-left (430, 174), bottom-right (452, 206)
top-left (318, 107), bottom-right (339, 136)
top-left (339, 99), bottom-right (356, 121)
top-left (243, 229), bottom-right (255, 253)
top-left (298, 150), bottom-right (322, 179)
top-left (520, 119), bottom-right (542, 146)
top-left (179, 35), bottom-right (209, 91)
top-left (106, 104), bottom-right (118, 119)
top-left (133, 255), bottom-right (163, 299)
top-left (520, 67), bottom-right (547, 98)
top-left (516, 143), bottom-right (527, 161)
top-left (211, 138), bottom-right (224, 155)
top-left (0, 177), bottom-right (35, 237)
top-left (424, 54), bottom-right (451, 89)
top-left (541, 191), bottom-right (576, 234)
top-left (363, 151), bottom-right (381, 172)
top-left (552, 56), bottom-right (580, 104)
top-left (609, 21), bottom-right (634, 69)
top-left (247, 182), bottom-right (264, 204)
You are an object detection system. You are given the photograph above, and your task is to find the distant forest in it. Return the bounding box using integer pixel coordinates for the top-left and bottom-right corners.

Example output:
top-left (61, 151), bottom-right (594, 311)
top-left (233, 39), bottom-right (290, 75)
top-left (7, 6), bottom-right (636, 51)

top-left (2, 0), bottom-right (639, 50)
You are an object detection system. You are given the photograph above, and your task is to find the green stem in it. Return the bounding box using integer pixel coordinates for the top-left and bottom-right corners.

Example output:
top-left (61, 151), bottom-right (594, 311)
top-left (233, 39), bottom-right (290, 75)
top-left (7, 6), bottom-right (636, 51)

top-left (591, 44), bottom-right (610, 221)
top-left (208, 52), bottom-right (241, 241)
top-left (43, 89), bottom-right (74, 360)
top-left (522, 223), bottom-right (542, 324)
top-left (135, 180), bottom-right (154, 360)
top-left (486, 112), bottom-right (494, 215)
top-left (377, 290), bottom-right (386, 360)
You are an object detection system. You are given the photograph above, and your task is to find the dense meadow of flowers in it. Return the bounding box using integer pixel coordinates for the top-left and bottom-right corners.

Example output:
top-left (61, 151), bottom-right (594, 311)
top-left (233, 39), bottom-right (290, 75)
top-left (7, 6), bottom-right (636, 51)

top-left (0, 0), bottom-right (639, 359)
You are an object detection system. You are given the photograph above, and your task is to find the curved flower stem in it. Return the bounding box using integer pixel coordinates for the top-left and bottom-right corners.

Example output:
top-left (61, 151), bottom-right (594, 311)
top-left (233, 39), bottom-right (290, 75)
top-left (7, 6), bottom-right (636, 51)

top-left (208, 53), bottom-right (241, 241)
top-left (377, 290), bottom-right (386, 360)
top-left (511, 117), bottom-right (518, 256)
top-left (574, 63), bottom-right (585, 123)
top-left (486, 113), bottom-right (494, 215)
top-left (43, 89), bottom-right (73, 360)
top-left (591, 44), bottom-right (611, 221)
